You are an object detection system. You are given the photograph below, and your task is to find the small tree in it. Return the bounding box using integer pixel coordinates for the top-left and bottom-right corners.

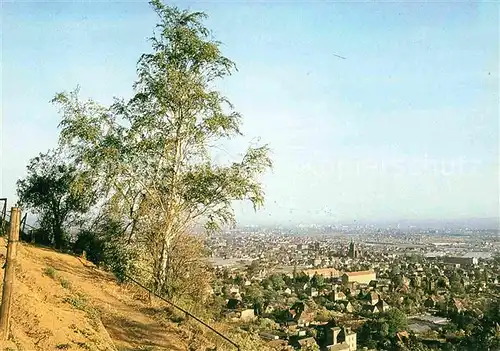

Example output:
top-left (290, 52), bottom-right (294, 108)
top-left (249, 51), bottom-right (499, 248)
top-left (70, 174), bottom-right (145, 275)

top-left (449, 271), bottom-right (465, 295)
top-left (301, 343), bottom-right (320, 351)
top-left (17, 150), bottom-right (93, 248)
top-left (269, 274), bottom-right (286, 291)
top-left (311, 273), bottom-right (325, 288)
top-left (383, 308), bottom-right (408, 335)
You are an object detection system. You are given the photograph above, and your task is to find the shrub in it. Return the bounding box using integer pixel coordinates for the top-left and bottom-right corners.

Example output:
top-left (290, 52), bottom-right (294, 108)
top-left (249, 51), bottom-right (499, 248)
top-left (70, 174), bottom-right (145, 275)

top-left (72, 219), bottom-right (136, 282)
top-left (64, 293), bottom-right (88, 310)
top-left (43, 266), bottom-right (56, 279)
top-left (59, 278), bottom-right (72, 289)
top-left (73, 229), bottom-right (104, 264)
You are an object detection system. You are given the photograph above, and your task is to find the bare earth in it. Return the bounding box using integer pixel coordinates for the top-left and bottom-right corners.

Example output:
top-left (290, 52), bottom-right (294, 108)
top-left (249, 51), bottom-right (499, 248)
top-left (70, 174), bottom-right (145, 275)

top-left (0, 237), bottom-right (205, 351)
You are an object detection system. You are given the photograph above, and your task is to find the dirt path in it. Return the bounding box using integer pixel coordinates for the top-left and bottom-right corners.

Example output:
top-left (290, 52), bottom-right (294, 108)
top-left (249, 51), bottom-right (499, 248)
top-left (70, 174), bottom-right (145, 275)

top-left (1, 239), bottom-right (190, 351)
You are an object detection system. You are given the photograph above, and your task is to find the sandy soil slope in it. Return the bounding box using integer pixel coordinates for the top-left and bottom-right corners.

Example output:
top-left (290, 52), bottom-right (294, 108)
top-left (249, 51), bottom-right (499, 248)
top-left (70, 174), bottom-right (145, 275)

top-left (0, 238), bottom-right (201, 351)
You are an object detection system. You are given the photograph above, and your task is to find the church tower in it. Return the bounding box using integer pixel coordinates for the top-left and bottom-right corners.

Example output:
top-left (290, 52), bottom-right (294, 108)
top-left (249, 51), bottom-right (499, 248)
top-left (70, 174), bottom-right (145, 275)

top-left (348, 241), bottom-right (359, 259)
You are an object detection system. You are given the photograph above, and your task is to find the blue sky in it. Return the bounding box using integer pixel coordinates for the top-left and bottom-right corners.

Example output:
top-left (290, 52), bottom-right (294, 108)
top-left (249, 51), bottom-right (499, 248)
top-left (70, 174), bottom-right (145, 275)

top-left (1, 1), bottom-right (498, 225)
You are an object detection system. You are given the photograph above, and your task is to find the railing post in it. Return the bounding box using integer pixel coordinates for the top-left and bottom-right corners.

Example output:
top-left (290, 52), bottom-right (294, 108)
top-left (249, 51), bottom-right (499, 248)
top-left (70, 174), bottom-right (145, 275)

top-left (0, 207), bottom-right (20, 340)
top-left (0, 199), bottom-right (7, 236)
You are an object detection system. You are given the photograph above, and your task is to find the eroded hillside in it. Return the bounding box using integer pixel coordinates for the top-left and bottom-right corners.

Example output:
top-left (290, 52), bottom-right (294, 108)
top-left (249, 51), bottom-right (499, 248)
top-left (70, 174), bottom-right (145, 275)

top-left (0, 238), bottom-right (270, 351)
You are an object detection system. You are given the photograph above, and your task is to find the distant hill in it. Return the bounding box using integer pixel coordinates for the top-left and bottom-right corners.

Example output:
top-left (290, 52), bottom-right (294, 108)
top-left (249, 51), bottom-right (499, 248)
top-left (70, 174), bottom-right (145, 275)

top-left (372, 217), bottom-right (500, 230)
top-left (234, 217), bottom-right (500, 231)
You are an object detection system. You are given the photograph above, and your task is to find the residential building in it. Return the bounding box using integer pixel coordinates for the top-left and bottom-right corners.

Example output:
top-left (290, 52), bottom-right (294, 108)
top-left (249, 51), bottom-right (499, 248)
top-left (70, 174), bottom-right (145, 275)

top-left (342, 270), bottom-right (377, 285)
top-left (327, 327), bottom-right (357, 351)
top-left (303, 267), bottom-right (341, 278)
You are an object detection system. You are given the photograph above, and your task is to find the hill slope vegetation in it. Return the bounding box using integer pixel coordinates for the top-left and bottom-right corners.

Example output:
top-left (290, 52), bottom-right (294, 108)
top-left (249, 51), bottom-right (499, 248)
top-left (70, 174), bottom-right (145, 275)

top-left (0, 238), bottom-right (268, 351)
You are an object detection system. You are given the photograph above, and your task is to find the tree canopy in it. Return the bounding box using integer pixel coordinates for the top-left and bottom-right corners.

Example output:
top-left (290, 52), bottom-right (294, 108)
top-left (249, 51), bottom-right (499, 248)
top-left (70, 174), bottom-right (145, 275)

top-left (17, 150), bottom-right (94, 248)
top-left (50, 0), bottom-right (271, 297)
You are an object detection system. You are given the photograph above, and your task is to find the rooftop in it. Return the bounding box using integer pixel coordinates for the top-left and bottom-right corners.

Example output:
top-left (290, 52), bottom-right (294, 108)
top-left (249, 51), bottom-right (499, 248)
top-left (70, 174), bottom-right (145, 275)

top-left (343, 270), bottom-right (376, 277)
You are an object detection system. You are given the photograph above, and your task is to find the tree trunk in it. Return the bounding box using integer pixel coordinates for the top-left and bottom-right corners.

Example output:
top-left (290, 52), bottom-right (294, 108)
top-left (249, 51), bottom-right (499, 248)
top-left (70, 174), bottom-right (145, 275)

top-left (156, 234), bottom-right (172, 296)
top-left (53, 221), bottom-right (65, 250)
top-left (155, 127), bottom-right (182, 296)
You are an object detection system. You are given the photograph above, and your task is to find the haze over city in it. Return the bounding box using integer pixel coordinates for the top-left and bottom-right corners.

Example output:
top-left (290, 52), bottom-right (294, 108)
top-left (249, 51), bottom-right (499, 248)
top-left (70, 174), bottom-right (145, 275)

top-left (2, 1), bottom-right (500, 351)
top-left (2, 1), bottom-right (498, 226)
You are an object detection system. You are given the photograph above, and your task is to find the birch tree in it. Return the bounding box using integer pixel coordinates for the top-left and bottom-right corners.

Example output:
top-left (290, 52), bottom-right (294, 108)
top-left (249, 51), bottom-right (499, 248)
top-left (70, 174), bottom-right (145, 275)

top-left (53, 0), bottom-right (271, 296)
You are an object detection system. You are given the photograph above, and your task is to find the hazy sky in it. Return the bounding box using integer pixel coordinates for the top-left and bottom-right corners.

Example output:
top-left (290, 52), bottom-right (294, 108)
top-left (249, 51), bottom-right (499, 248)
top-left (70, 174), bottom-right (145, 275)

top-left (1, 1), bottom-right (499, 225)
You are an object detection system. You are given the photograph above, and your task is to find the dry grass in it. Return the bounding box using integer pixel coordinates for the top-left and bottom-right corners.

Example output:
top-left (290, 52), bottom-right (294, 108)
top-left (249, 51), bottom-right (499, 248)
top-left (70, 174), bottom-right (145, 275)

top-left (0, 238), bottom-right (273, 351)
top-left (1, 238), bottom-right (190, 350)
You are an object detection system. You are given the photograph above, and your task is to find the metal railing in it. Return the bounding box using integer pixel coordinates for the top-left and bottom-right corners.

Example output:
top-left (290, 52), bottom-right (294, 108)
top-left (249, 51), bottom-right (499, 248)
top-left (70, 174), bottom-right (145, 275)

top-left (2, 208), bottom-right (36, 241)
top-left (0, 198), bottom-right (240, 350)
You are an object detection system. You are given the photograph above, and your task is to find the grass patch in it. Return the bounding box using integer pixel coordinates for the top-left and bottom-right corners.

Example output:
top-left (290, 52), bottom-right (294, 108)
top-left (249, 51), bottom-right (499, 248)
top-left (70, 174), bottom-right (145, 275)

top-left (64, 292), bottom-right (101, 330)
top-left (64, 293), bottom-right (89, 311)
top-left (74, 342), bottom-right (91, 350)
top-left (60, 277), bottom-right (72, 289)
top-left (43, 266), bottom-right (57, 279)
top-left (56, 343), bottom-right (71, 350)
top-left (43, 266), bottom-right (73, 289)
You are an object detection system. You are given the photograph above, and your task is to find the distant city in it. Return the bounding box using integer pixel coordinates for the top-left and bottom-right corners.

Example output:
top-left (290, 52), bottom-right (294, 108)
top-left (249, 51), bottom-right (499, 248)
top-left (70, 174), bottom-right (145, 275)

top-left (231, 217), bottom-right (499, 234)
top-left (204, 221), bottom-right (499, 349)
top-left (207, 224), bottom-right (499, 265)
